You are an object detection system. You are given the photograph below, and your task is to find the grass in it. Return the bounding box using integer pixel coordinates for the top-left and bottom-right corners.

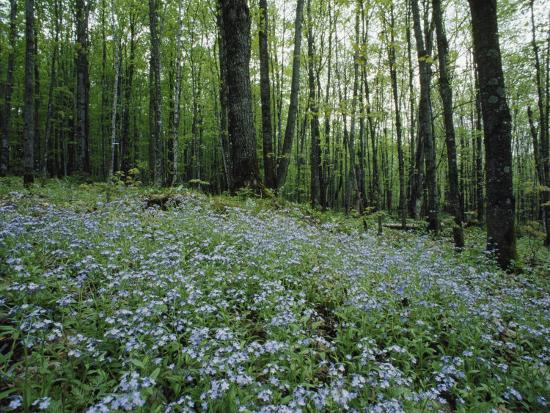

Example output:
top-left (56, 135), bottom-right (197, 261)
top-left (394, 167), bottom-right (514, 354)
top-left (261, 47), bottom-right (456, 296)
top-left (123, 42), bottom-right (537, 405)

top-left (0, 177), bottom-right (549, 412)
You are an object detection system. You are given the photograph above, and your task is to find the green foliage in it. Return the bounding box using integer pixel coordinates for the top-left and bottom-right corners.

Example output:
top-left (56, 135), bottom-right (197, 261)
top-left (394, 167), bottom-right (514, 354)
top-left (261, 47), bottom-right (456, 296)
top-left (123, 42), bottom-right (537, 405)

top-left (1, 180), bottom-right (548, 411)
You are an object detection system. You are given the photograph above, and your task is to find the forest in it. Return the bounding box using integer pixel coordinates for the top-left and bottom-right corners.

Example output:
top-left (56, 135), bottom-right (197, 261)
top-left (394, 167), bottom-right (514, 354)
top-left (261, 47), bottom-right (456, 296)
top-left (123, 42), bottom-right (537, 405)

top-left (0, 0), bottom-right (549, 412)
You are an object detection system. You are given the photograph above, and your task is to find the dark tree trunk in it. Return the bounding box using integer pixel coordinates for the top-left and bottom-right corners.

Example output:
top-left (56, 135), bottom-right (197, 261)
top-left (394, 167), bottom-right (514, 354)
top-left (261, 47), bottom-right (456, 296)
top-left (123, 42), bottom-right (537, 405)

top-left (468, 0), bottom-right (517, 269)
top-left (75, 0), bottom-right (90, 174)
top-left (34, 23), bottom-right (41, 173)
top-left (149, 0), bottom-right (163, 185)
top-left (411, 0), bottom-right (439, 232)
top-left (44, 0), bottom-right (60, 176)
top-left (387, 3), bottom-right (406, 229)
top-left (433, 0), bottom-right (464, 248)
top-left (216, 9), bottom-right (231, 189)
top-left (307, 0), bottom-right (321, 207)
top-left (121, 12), bottom-right (137, 176)
top-left (167, 2), bottom-right (183, 185)
top-left (24, 0), bottom-right (35, 186)
top-left (529, 1), bottom-right (550, 246)
top-left (108, 2), bottom-right (120, 180)
top-left (218, 0), bottom-right (261, 192)
top-left (474, 81), bottom-right (484, 223)
top-left (276, 0), bottom-right (305, 189)
top-left (259, 0), bottom-right (276, 189)
top-left (0, 0), bottom-right (17, 177)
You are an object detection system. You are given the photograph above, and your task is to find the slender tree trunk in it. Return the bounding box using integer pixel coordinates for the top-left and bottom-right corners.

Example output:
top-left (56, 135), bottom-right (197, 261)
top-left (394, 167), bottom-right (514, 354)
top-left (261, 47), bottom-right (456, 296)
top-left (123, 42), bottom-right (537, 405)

top-left (44, 0), bottom-right (60, 176)
top-left (149, 0), bottom-right (163, 185)
top-left (24, 0), bottom-right (35, 186)
top-left (307, 0), bottom-right (321, 207)
top-left (411, 0), bottom-right (439, 232)
top-left (75, 0), bottom-right (90, 174)
top-left (346, 0), bottom-right (363, 213)
top-left (168, 1), bottom-right (184, 185)
top-left (218, 0), bottom-right (261, 192)
top-left (121, 12), bottom-right (136, 176)
top-left (259, 0), bottom-right (276, 189)
top-left (276, 0), bottom-right (305, 189)
top-left (529, 1), bottom-right (550, 246)
top-left (0, 0), bottom-right (18, 177)
top-left (321, 0), bottom-right (333, 209)
top-left (474, 80), bottom-right (485, 223)
top-left (108, 2), bottom-right (120, 180)
top-left (387, 3), bottom-right (407, 228)
top-left (34, 22), bottom-right (41, 173)
top-left (216, 8), bottom-right (231, 190)
top-left (468, 0), bottom-right (517, 269)
top-left (100, 0), bottom-right (108, 179)
top-left (433, 0), bottom-right (464, 247)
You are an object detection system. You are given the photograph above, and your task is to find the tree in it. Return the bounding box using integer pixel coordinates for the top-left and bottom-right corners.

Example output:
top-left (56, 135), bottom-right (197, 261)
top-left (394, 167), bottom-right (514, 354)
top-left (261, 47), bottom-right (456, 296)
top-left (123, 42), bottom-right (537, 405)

top-left (75, 0), bottom-right (91, 174)
top-left (107, 0), bottom-right (121, 180)
top-left (24, 0), bottom-right (35, 186)
top-left (386, 2), bottom-right (406, 228)
top-left (259, 0), bottom-right (276, 189)
top-left (307, 0), bottom-right (321, 207)
top-left (0, 0), bottom-right (18, 177)
top-left (276, 0), bottom-right (305, 189)
top-left (529, 0), bottom-right (550, 246)
top-left (149, 0), bottom-right (163, 185)
top-left (411, 0), bottom-right (439, 232)
top-left (218, 0), bottom-right (261, 192)
top-left (433, 0), bottom-right (464, 248)
top-left (468, 0), bottom-right (517, 269)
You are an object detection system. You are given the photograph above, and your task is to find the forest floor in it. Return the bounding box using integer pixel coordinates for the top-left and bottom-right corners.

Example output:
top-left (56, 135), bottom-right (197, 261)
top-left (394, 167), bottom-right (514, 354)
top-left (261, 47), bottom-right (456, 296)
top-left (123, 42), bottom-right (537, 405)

top-left (0, 178), bottom-right (549, 413)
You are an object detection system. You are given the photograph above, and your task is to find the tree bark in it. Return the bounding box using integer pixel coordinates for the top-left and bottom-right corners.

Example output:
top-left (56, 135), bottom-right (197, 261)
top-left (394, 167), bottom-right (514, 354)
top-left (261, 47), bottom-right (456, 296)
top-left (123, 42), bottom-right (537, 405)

top-left (529, 1), bottom-right (550, 246)
top-left (75, 0), bottom-right (90, 174)
top-left (149, 0), bottom-right (163, 185)
top-left (121, 11), bottom-right (137, 176)
top-left (468, 0), bottom-right (517, 269)
top-left (387, 3), bottom-right (407, 229)
top-left (216, 7), bottom-right (231, 190)
top-left (108, 1), bottom-right (120, 180)
top-left (218, 0), bottom-right (261, 192)
top-left (0, 0), bottom-right (18, 177)
top-left (168, 1), bottom-right (184, 185)
top-left (411, 0), bottom-right (439, 232)
top-left (24, 0), bottom-right (35, 186)
top-left (259, 0), bottom-right (276, 189)
top-left (276, 0), bottom-right (305, 189)
top-left (433, 0), bottom-right (464, 247)
top-left (307, 0), bottom-right (321, 207)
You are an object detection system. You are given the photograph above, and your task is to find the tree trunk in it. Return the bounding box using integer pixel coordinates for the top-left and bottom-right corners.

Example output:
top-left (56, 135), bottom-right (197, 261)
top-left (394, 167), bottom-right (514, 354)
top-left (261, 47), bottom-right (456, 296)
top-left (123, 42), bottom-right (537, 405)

top-left (75, 0), bottom-right (90, 174)
top-left (468, 0), bottom-right (517, 269)
top-left (433, 0), bottom-right (464, 248)
top-left (0, 0), bottom-right (18, 177)
top-left (259, 0), bottom-right (276, 189)
top-left (387, 2), bottom-right (407, 229)
top-left (216, 7), bottom-right (231, 190)
top-left (276, 0), bottom-right (305, 189)
top-left (168, 1), bottom-right (184, 185)
top-left (529, 1), bottom-right (550, 246)
top-left (108, 1), bottom-right (120, 180)
top-left (24, 0), bottom-right (35, 186)
top-left (121, 11), bottom-right (137, 176)
top-left (34, 22), bottom-right (41, 173)
top-left (44, 0), bottom-right (60, 176)
top-left (411, 0), bottom-right (439, 232)
top-left (307, 0), bottom-right (321, 207)
top-left (218, 0), bottom-right (261, 192)
top-left (149, 0), bottom-right (163, 185)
